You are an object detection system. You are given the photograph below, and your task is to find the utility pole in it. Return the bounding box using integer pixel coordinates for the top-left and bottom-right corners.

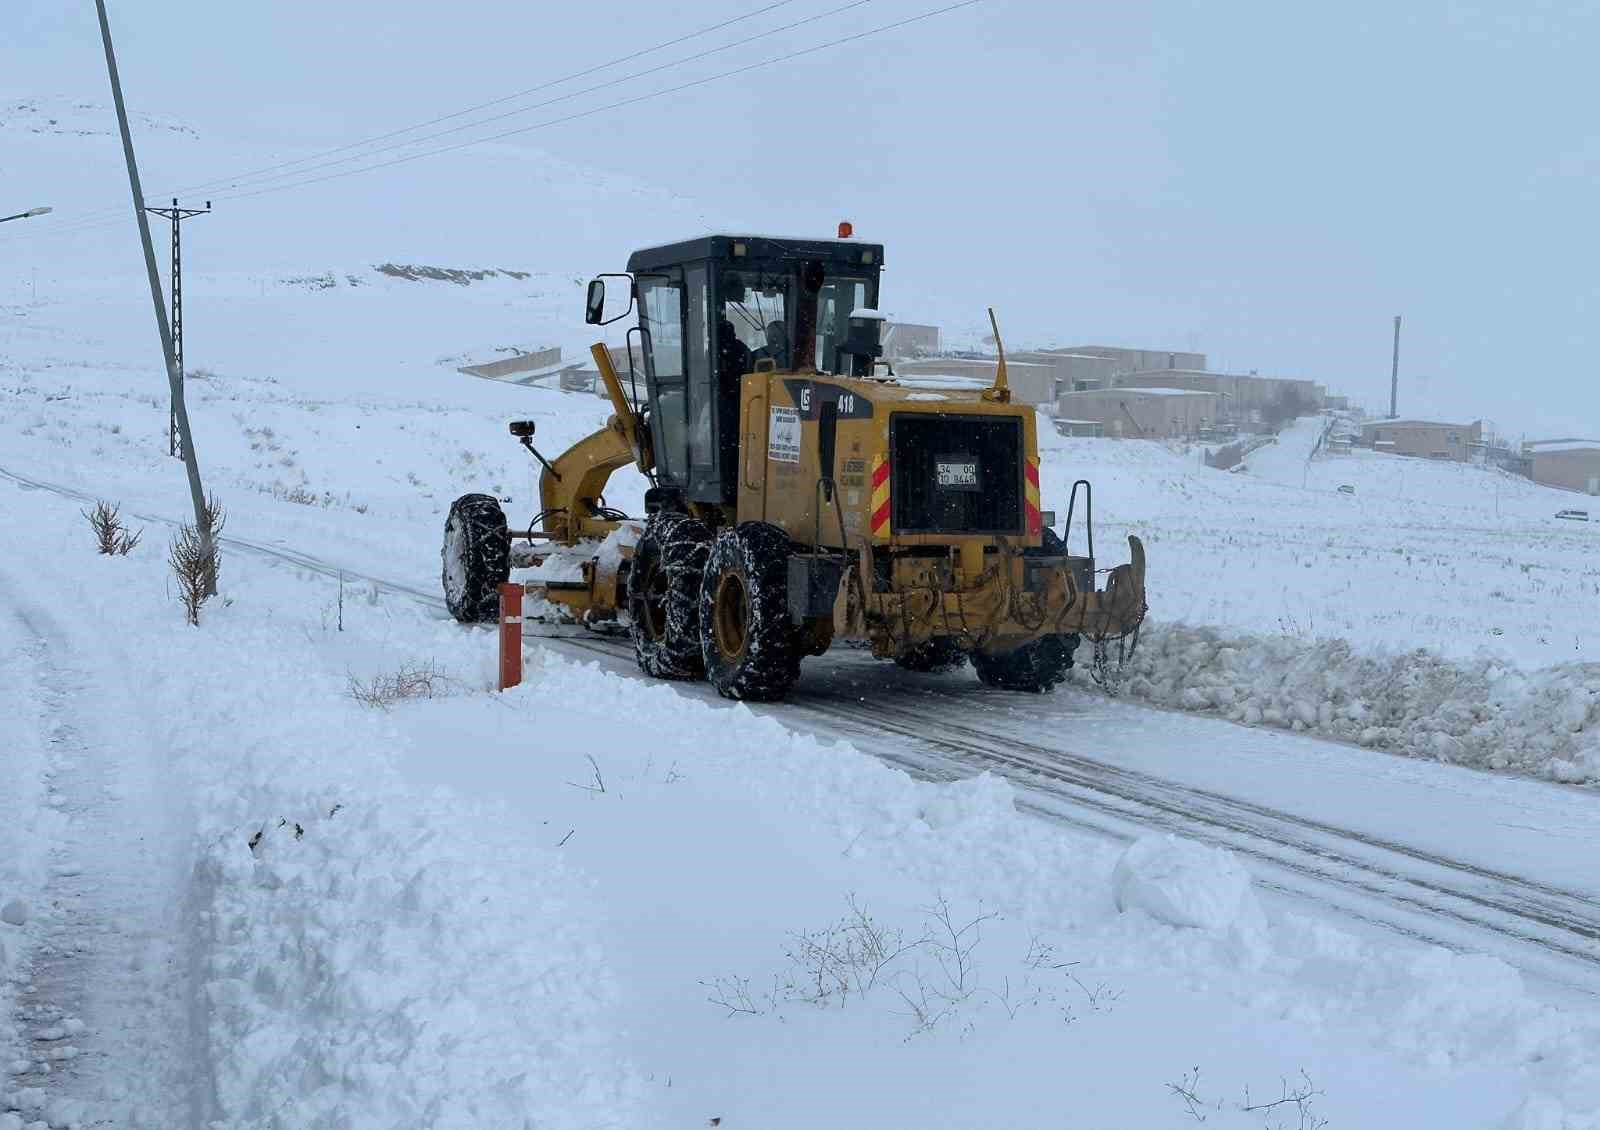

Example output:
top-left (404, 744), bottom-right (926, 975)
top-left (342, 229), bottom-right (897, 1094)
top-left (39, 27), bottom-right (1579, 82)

top-left (144, 198), bottom-right (210, 458)
top-left (94, 0), bottom-right (214, 588)
top-left (1389, 314), bottom-right (1401, 419)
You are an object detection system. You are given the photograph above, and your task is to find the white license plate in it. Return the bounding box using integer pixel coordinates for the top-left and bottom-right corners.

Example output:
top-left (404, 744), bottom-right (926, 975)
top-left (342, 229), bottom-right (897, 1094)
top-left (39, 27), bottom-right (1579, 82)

top-left (936, 460), bottom-right (979, 489)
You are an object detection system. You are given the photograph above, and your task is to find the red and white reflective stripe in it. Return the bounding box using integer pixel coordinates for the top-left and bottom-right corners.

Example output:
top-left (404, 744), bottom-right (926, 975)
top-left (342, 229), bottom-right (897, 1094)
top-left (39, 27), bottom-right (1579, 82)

top-left (870, 454), bottom-right (891, 538)
top-left (1023, 456), bottom-right (1042, 536)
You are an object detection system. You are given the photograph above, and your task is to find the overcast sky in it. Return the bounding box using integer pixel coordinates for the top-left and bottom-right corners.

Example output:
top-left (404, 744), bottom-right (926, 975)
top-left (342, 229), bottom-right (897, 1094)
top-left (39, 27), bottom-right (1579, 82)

top-left (9, 0), bottom-right (1599, 437)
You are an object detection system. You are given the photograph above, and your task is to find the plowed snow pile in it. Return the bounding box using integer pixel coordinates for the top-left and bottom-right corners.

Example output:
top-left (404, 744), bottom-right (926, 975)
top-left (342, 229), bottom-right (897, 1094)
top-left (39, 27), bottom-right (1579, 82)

top-left (1037, 416), bottom-right (1600, 783)
top-left (1094, 626), bottom-right (1600, 782)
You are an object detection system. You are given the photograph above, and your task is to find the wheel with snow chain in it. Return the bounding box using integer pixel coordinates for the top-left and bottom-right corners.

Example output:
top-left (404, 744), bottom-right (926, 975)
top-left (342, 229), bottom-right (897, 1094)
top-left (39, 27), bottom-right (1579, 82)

top-left (699, 522), bottom-right (802, 702)
top-left (629, 511), bottom-right (711, 680)
top-left (972, 633), bottom-right (1079, 693)
top-left (442, 493), bottom-right (510, 623)
top-left (893, 637), bottom-right (969, 673)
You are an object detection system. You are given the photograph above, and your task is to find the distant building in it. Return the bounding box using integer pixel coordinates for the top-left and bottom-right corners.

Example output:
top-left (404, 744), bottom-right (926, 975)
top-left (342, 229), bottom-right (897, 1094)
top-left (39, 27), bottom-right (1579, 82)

top-left (1012, 351), bottom-right (1119, 395)
top-left (1046, 345), bottom-right (1207, 374)
top-left (1054, 387), bottom-right (1221, 439)
top-left (1523, 439), bottom-right (1600, 495)
top-left (881, 322), bottom-right (940, 358)
top-left (1053, 418), bottom-right (1105, 438)
top-left (1112, 370), bottom-right (1323, 425)
top-left (893, 357), bottom-right (1058, 405)
top-left (1359, 418), bottom-right (1483, 462)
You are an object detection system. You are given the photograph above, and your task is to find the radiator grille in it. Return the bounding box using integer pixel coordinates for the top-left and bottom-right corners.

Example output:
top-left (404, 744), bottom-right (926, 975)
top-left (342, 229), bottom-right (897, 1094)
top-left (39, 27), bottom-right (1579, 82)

top-left (889, 414), bottom-right (1024, 534)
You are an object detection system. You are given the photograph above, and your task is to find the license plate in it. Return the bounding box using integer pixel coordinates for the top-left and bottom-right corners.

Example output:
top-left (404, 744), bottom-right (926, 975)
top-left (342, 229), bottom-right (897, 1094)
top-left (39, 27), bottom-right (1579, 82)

top-left (935, 456), bottom-right (980, 491)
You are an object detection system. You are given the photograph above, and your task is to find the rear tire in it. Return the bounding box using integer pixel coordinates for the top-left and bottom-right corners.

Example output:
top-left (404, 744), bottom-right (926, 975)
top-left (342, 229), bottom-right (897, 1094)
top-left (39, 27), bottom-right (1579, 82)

top-left (628, 512), bottom-right (710, 680)
top-left (973, 633), bottom-right (1079, 693)
top-left (700, 523), bottom-right (801, 701)
top-left (442, 493), bottom-right (509, 623)
top-left (894, 637), bottom-right (969, 673)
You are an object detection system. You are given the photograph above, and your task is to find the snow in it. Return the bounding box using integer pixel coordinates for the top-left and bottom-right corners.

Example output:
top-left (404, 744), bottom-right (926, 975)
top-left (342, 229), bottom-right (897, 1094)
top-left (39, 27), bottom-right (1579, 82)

top-left (5, 98), bottom-right (1600, 1129)
top-left (1112, 835), bottom-right (1258, 931)
top-left (1527, 440), bottom-right (1600, 454)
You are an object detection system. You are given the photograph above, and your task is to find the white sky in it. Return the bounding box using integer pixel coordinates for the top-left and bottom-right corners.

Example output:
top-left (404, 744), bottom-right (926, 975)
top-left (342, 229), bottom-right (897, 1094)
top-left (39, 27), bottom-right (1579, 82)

top-left (8, 0), bottom-right (1599, 437)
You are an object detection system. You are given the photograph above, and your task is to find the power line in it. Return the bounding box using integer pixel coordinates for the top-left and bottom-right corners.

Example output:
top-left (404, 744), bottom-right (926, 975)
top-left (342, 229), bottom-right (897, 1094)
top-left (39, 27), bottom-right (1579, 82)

top-left (180, 0), bottom-right (877, 200)
top-left (10, 0), bottom-right (980, 237)
top-left (212, 0), bottom-right (980, 207)
top-left (160, 0), bottom-right (808, 199)
top-left (13, 0), bottom-right (810, 235)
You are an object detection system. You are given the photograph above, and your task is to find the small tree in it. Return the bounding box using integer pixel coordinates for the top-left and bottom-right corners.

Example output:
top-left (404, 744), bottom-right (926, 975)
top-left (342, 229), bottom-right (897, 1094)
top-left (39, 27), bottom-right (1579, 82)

top-left (170, 493), bottom-right (224, 625)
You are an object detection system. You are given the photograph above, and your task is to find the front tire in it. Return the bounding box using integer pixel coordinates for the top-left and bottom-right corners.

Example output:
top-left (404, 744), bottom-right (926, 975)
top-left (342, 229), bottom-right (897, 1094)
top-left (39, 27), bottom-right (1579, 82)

top-left (972, 634), bottom-right (1079, 693)
top-left (628, 512), bottom-right (710, 680)
top-left (442, 493), bottom-right (510, 623)
top-left (700, 523), bottom-right (801, 701)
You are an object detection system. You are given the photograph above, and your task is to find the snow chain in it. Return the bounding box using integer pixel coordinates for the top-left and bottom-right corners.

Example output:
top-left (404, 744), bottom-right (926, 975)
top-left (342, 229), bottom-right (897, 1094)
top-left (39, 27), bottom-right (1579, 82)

top-left (1088, 615), bottom-right (1143, 697)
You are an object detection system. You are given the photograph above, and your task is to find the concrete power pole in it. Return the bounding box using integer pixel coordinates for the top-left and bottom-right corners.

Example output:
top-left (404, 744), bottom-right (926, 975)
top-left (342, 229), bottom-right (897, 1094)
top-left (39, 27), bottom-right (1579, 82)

top-left (1389, 315), bottom-right (1401, 419)
top-left (94, 0), bottom-right (214, 584)
top-left (145, 198), bottom-right (211, 458)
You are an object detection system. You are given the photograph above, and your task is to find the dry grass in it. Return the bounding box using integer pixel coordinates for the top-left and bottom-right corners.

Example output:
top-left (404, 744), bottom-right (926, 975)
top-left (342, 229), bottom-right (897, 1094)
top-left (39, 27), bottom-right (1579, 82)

top-left (348, 661), bottom-right (451, 708)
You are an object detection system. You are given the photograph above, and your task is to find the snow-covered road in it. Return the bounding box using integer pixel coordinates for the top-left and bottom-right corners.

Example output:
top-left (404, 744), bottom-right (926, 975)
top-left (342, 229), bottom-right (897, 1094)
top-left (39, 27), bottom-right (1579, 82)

top-left (9, 461), bottom-right (1597, 1004)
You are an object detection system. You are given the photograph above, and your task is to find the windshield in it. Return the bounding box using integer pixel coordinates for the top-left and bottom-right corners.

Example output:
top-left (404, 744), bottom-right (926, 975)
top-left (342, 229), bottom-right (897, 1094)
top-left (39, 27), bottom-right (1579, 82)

top-left (717, 263), bottom-right (878, 376)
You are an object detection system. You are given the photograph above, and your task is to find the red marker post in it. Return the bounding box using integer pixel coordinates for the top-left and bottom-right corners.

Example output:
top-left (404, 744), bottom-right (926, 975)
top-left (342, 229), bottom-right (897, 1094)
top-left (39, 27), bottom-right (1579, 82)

top-left (497, 582), bottom-right (524, 691)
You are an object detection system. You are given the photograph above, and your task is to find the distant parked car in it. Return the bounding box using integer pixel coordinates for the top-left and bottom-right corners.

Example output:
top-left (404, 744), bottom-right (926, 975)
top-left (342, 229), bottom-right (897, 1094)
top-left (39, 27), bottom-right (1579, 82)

top-left (1337, 484), bottom-right (1356, 495)
top-left (1555, 509), bottom-right (1590, 521)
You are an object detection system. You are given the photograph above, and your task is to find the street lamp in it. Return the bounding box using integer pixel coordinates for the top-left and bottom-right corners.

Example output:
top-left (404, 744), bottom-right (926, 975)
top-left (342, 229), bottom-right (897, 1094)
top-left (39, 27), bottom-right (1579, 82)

top-left (0, 206), bottom-right (53, 224)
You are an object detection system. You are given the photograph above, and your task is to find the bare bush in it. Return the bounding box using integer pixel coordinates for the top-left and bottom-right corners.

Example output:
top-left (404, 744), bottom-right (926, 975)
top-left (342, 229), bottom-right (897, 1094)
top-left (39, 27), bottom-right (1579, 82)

top-left (703, 895), bottom-right (1110, 1040)
top-left (348, 661), bottom-right (450, 708)
top-left (82, 500), bottom-right (143, 556)
top-left (1166, 1067), bottom-right (1328, 1129)
top-left (170, 495), bottom-right (224, 625)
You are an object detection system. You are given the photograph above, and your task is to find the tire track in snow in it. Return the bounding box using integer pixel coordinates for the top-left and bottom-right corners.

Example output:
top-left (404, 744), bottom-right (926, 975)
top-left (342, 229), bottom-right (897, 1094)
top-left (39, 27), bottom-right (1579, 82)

top-left (550, 637), bottom-right (1600, 992)
top-left (7, 464), bottom-right (1600, 993)
top-left (0, 585), bottom-right (199, 1128)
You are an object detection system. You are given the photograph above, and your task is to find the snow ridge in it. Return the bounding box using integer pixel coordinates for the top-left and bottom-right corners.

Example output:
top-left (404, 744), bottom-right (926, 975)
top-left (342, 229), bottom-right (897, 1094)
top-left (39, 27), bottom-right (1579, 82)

top-left (1096, 623), bottom-right (1600, 783)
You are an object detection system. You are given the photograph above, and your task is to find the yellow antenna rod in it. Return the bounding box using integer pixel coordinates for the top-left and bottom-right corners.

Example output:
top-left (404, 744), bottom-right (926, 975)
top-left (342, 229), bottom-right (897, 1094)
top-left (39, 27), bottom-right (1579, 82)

top-left (983, 306), bottom-right (1011, 403)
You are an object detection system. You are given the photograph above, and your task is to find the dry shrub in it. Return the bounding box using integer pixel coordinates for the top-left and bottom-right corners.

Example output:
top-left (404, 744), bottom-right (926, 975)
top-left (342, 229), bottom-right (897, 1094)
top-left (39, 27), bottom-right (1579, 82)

top-left (83, 500), bottom-right (143, 555)
top-left (348, 661), bottom-right (449, 708)
top-left (170, 493), bottom-right (225, 625)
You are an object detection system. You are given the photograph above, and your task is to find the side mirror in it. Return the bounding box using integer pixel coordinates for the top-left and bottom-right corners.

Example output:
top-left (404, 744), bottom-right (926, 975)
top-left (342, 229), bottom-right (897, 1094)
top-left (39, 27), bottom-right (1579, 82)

top-left (584, 279), bottom-right (606, 326)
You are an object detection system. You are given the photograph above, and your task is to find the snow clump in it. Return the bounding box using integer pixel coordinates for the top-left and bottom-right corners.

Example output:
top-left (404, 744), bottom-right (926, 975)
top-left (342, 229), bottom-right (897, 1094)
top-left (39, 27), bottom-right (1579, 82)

top-left (1112, 834), bottom-right (1257, 931)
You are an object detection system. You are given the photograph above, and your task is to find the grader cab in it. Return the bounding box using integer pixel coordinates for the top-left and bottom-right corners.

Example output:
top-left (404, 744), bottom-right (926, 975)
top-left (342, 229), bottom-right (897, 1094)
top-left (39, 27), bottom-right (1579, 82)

top-left (442, 232), bottom-right (1146, 701)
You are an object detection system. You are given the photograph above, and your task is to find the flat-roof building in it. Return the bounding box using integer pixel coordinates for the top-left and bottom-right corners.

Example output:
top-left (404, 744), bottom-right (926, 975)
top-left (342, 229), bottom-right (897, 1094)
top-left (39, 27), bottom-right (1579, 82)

top-left (1055, 387), bottom-right (1221, 438)
top-left (893, 357), bottom-right (1058, 405)
top-left (1359, 418), bottom-right (1483, 462)
top-left (1524, 439), bottom-right (1600, 495)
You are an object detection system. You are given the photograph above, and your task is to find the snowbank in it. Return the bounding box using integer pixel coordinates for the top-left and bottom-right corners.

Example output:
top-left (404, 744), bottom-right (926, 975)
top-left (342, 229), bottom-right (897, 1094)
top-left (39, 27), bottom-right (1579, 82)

top-left (1088, 623), bottom-right (1600, 783)
top-left (4, 511), bottom-right (643, 1128)
top-left (1112, 835), bottom-right (1258, 931)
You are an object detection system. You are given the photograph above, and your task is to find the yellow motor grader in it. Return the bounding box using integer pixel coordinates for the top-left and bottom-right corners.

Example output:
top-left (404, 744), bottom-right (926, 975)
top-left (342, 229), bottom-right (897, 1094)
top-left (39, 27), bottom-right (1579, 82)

top-left (442, 233), bottom-right (1146, 701)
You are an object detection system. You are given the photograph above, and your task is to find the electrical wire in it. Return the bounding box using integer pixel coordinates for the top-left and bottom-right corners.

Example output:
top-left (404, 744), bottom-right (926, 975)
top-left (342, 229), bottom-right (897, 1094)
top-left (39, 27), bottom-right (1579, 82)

top-left (7, 0), bottom-right (980, 240)
top-left (157, 0), bottom-right (807, 201)
top-left (174, 0), bottom-right (878, 201)
top-left (209, 0), bottom-right (981, 207)
top-left (6, 0), bottom-right (813, 238)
